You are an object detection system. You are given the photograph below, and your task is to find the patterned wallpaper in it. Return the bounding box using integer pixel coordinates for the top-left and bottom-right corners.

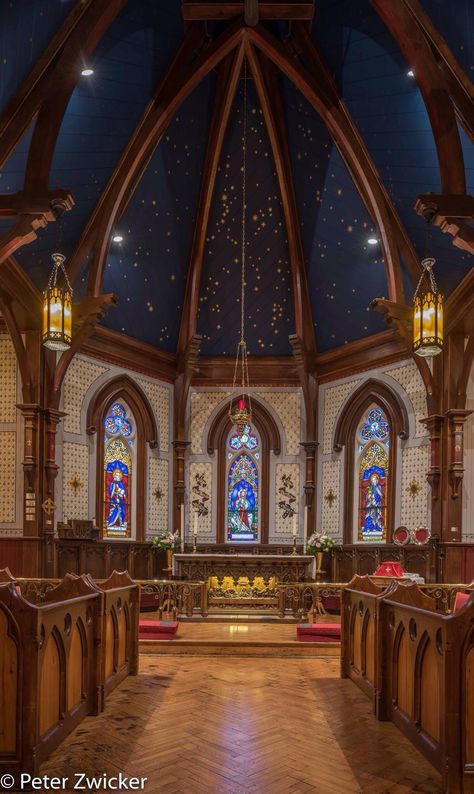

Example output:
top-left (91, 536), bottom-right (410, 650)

top-left (63, 358), bottom-right (107, 434)
top-left (62, 442), bottom-right (89, 521)
top-left (188, 462), bottom-right (213, 541)
top-left (0, 431), bottom-right (16, 523)
top-left (321, 459), bottom-right (341, 538)
top-left (399, 445), bottom-right (430, 529)
top-left (273, 463), bottom-right (300, 539)
top-left (137, 378), bottom-right (170, 452)
top-left (257, 391), bottom-right (301, 454)
top-left (148, 458), bottom-right (169, 532)
top-left (322, 379), bottom-right (363, 454)
top-left (385, 362), bottom-right (427, 437)
top-left (0, 337), bottom-right (17, 423)
top-left (190, 391), bottom-right (230, 454)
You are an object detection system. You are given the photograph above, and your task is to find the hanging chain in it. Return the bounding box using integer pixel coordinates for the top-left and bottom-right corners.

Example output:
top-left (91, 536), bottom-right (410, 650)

top-left (414, 219), bottom-right (438, 300)
top-left (240, 58), bottom-right (248, 346)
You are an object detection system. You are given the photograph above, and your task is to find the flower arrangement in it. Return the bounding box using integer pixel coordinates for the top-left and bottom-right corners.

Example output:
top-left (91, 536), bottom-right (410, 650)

top-left (307, 532), bottom-right (335, 554)
top-left (152, 530), bottom-right (180, 551)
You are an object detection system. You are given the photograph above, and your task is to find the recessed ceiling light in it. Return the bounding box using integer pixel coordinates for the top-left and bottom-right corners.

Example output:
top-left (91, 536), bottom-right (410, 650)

top-left (112, 235), bottom-right (123, 243)
top-left (407, 69), bottom-right (415, 77)
top-left (81, 68), bottom-right (94, 76)
top-left (367, 237), bottom-right (378, 245)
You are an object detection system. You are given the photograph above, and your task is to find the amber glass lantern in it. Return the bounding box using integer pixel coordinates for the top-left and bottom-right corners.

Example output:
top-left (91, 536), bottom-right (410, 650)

top-left (42, 252), bottom-right (73, 351)
top-left (413, 257), bottom-right (443, 358)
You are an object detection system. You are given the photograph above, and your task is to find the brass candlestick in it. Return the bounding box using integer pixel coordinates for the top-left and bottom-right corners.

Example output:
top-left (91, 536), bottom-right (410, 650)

top-left (192, 533), bottom-right (197, 553)
top-left (292, 536), bottom-right (297, 556)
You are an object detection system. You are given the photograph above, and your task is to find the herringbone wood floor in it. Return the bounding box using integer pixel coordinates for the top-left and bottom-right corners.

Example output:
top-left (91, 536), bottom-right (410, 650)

top-left (40, 657), bottom-right (442, 794)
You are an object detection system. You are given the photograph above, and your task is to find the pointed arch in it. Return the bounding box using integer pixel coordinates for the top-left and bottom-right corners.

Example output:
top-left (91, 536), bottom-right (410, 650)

top-left (207, 396), bottom-right (282, 544)
top-left (333, 379), bottom-right (409, 544)
top-left (86, 375), bottom-right (158, 447)
top-left (87, 375), bottom-right (158, 541)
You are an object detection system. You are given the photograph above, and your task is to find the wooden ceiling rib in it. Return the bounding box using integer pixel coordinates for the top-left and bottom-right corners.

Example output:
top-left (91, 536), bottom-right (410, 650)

top-left (371, 0), bottom-right (466, 196)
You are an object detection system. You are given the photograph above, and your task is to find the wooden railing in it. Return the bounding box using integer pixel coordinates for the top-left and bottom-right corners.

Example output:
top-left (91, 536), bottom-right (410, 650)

top-left (277, 580), bottom-right (465, 619)
top-left (0, 570), bottom-right (139, 779)
top-left (138, 579), bottom-right (209, 618)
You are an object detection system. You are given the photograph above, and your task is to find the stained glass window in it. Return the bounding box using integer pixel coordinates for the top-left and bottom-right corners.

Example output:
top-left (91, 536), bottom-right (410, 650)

top-left (103, 403), bottom-right (134, 538)
top-left (227, 424), bottom-right (260, 542)
top-left (357, 406), bottom-right (390, 542)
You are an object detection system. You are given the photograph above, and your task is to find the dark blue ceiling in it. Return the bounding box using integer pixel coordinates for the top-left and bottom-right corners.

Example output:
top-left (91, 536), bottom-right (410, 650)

top-left (1, 0), bottom-right (473, 357)
top-left (0, 0), bottom-right (74, 115)
top-left (197, 78), bottom-right (294, 356)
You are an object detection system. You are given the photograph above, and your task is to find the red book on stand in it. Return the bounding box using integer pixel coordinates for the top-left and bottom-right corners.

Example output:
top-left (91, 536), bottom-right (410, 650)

top-left (373, 561), bottom-right (405, 577)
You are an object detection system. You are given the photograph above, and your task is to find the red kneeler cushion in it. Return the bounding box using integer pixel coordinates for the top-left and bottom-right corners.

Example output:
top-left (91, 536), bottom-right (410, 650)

top-left (296, 623), bottom-right (341, 643)
top-left (453, 592), bottom-right (470, 612)
top-left (139, 620), bottom-right (179, 640)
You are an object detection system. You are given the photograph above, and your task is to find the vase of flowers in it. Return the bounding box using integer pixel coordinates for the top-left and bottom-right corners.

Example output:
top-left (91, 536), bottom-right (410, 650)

top-left (152, 531), bottom-right (180, 571)
top-left (307, 532), bottom-right (335, 573)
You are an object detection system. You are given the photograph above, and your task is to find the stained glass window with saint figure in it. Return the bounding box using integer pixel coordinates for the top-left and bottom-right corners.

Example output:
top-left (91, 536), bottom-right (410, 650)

top-left (227, 426), bottom-right (260, 542)
top-left (357, 407), bottom-right (389, 542)
top-left (104, 403), bottom-right (134, 538)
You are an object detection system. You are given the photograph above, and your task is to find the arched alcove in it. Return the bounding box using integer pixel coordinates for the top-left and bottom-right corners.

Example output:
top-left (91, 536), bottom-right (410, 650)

top-left (207, 398), bottom-right (282, 544)
top-left (333, 379), bottom-right (409, 543)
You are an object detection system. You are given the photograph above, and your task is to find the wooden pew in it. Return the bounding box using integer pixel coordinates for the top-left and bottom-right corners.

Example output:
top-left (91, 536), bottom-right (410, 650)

top-left (378, 584), bottom-right (474, 793)
top-left (41, 570), bottom-right (140, 710)
top-left (83, 571), bottom-right (140, 708)
top-left (0, 575), bottom-right (102, 776)
top-left (341, 575), bottom-right (437, 716)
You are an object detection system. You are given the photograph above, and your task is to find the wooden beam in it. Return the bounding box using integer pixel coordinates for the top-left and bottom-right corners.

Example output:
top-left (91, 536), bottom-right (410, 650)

top-left (401, 0), bottom-right (474, 142)
top-left (182, 2), bottom-right (314, 21)
top-left (81, 326), bottom-right (177, 382)
top-left (371, 0), bottom-right (465, 195)
top-left (0, 0), bottom-right (127, 173)
top-left (177, 44), bottom-right (245, 356)
top-left (193, 354), bottom-right (298, 385)
top-left (291, 23), bottom-right (422, 291)
top-left (247, 23), bottom-right (408, 301)
top-left (314, 329), bottom-right (406, 383)
top-left (247, 44), bottom-right (316, 352)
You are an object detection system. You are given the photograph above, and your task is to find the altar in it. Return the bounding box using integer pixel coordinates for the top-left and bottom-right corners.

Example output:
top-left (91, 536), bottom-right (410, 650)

top-left (172, 553), bottom-right (316, 583)
top-left (172, 553), bottom-right (316, 613)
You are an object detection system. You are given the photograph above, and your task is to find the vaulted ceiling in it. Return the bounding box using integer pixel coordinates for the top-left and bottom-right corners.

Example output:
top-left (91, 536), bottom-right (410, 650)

top-left (0, 0), bottom-right (473, 359)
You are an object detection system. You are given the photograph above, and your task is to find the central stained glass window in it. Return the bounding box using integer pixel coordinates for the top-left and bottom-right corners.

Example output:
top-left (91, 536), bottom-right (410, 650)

top-left (103, 403), bottom-right (134, 538)
top-left (227, 426), bottom-right (260, 542)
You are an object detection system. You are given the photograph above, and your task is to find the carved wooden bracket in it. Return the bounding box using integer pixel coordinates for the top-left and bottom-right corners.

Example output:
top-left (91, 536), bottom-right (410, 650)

top-left (414, 194), bottom-right (474, 255)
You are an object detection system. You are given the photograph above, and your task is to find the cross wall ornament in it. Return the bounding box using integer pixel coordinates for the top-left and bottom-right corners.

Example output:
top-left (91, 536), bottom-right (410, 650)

top-left (325, 488), bottom-right (336, 507)
top-left (41, 498), bottom-right (56, 516)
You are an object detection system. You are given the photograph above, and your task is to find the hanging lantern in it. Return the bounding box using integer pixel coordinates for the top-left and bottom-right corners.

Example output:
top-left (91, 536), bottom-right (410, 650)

top-left (413, 257), bottom-right (443, 358)
top-left (42, 252), bottom-right (73, 351)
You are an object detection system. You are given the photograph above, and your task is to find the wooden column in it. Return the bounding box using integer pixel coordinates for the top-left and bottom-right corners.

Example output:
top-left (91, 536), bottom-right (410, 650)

top-left (16, 403), bottom-right (41, 537)
top-left (42, 408), bottom-right (66, 535)
top-left (445, 409), bottom-right (472, 540)
top-left (421, 414), bottom-right (443, 540)
top-left (300, 441), bottom-right (319, 535)
top-left (172, 440), bottom-right (190, 532)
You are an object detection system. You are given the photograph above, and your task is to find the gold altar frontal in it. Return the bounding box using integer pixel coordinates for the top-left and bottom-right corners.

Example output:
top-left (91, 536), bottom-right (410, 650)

top-left (172, 553), bottom-right (316, 613)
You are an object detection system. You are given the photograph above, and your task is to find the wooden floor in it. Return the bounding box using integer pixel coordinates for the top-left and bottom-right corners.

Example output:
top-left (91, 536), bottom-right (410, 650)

top-left (140, 620), bottom-right (340, 656)
top-left (41, 656), bottom-right (442, 794)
